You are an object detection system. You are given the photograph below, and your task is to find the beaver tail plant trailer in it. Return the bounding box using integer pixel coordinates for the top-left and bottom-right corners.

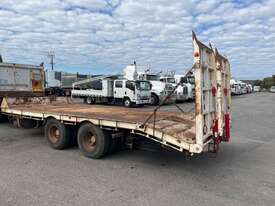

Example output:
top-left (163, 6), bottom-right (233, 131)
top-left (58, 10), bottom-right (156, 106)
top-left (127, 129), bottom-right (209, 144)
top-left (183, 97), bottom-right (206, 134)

top-left (0, 32), bottom-right (231, 158)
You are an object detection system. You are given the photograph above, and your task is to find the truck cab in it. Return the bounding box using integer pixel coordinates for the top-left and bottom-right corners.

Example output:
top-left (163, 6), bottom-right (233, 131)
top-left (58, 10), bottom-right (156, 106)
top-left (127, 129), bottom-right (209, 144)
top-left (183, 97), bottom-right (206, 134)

top-left (137, 73), bottom-right (176, 105)
top-left (230, 79), bottom-right (242, 95)
top-left (113, 79), bottom-right (151, 107)
top-left (174, 75), bottom-right (195, 100)
top-left (239, 81), bottom-right (248, 94)
top-left (247, 84), bottom-right (253, 93)
top-left (123, 63), bottom-right (176, 105)
top-left (45, 70), bottom-right (63, 95)
top-left (159, 76), bottom-right (188, 102)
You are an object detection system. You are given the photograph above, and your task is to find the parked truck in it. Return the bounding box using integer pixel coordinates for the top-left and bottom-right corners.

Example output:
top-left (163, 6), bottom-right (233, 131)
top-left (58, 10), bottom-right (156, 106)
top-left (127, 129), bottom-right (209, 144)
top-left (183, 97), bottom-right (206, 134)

top-left (0, 32), bottom-right (231, 159)
top-left (239, 81), bottom-right (248, 94)
top-left (159, 75), bottom-right (189, 102)
top-left (45, 70), bottom-right (90, 96)
top-left (230, 79), bottom-right (242, 95)
top-left (71, 76), bottom-right (151, 107)
top-left (174, 74), bottom-right (195, 100)
top-left (123, 64), bottom-right (176, 105)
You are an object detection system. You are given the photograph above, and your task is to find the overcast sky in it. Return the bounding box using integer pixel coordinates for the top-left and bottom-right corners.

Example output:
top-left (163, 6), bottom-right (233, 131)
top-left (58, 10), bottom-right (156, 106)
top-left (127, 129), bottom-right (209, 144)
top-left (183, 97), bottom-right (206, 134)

top-left (0, 0), bottom-right (274, 79)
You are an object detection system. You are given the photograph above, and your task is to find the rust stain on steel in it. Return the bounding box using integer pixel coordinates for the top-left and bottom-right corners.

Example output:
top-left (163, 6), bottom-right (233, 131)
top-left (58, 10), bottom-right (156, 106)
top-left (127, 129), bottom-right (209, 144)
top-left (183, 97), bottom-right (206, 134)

top-left (164, 115), bottom-right (194, 125)
top-left (195, 79), bottom-right (202, 115)
top-left (147, 114), bottom-right (196, 143)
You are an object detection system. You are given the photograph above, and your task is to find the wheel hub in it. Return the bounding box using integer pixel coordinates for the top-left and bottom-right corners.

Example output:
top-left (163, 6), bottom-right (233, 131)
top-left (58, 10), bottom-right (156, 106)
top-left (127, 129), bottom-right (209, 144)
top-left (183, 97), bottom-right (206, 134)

top-left (83, 132), bottom-right (96, 150)
top-left (48, 125), bottom-right (61, 143)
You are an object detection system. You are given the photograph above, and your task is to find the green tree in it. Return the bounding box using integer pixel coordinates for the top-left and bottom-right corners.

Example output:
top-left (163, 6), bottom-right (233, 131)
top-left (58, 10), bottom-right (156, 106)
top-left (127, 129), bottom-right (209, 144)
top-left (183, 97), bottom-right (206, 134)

top-left (263, 77), bottom-right (274, 89)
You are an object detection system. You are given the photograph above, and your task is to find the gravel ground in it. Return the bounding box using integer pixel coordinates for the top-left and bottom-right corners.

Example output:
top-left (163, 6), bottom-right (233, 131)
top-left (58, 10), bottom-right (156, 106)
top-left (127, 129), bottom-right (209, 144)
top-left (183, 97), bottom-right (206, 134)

top-left (0, 92), bottom-right (275, 206)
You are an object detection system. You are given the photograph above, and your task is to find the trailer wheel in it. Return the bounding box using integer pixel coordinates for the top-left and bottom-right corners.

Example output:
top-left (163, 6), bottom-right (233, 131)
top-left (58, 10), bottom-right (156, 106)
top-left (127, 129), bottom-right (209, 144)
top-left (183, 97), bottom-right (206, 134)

top-left (77, 123), bottom-right (110, 159)
top-left (123, 97), bottom-right (132, 107)
top-left (45, 118), bottom-right (71, 150)
top-left (86, 96), bottom-right (94, 104)
top-left (150, 93), bottom-right (159, 105)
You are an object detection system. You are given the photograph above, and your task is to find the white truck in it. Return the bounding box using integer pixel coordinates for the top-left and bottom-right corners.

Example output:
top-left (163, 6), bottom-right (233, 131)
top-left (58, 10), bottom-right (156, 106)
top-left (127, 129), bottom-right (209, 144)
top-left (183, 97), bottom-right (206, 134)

top-left (159, 75), bottom-right (188, 102)
top-left (174, 74), bottom-right (195, 100)
top-left (239, 81), bottom-right (248, 94)
top-left (123, 64), bottom-right (176, 105)
top-left (138, 72), bottom-right (176, 105)
top-left (253, 85), bottom-right (261, 92)
top-left (247, 84), bottom-right (253, 93)
top-left (71, 76), bottom-right (151, 107)
top-left (230, 79), bottom-right (242, 95)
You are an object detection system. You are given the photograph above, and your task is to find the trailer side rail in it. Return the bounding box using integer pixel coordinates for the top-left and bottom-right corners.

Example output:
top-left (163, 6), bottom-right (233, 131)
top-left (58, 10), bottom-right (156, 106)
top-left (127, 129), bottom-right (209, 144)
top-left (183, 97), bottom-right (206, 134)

top-left (1, 98), bottom-right (201, 153)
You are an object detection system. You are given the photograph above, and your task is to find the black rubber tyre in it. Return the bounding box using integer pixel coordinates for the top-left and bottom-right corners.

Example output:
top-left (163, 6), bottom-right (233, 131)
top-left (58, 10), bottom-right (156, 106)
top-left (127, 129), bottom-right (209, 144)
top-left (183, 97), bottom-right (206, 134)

top-left (123, 97), bottom-right (132, 107)
top-left (150, 93), bottom-right (159, 105)
top-left (45, 118), bottom-right (71, 150)
top-left (77, 123), bottom-right (110, 159)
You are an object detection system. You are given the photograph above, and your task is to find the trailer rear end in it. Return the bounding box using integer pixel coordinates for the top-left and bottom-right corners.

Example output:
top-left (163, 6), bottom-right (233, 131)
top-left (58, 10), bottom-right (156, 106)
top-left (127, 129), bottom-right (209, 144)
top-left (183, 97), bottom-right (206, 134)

top-left (0, 32), bottom-right (231, 158)
top-left (0, 62), bottom-right (44, 117)
top-left (0, 62), bottom-right (44, 97)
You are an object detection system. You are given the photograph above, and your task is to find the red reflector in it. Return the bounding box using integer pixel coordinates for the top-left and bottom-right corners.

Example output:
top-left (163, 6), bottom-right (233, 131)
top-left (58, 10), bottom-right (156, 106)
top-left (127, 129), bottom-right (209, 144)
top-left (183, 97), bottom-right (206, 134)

top-left (211, 86), bottom-right (217, 96)
top-left (194, 52), bottom-right (200, 57)
top-left (224, 88), bottom-right (228, 96)
top-left (225, 113), bottom-right (230, 142)
top-left (32, 80), bottom-right (39, 87)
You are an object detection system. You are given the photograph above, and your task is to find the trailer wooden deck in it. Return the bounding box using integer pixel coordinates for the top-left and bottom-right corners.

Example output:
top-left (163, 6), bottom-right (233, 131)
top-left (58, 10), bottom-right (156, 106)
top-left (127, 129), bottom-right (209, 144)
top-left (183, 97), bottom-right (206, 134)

top-left (1, 97), bottom-right (200, 153)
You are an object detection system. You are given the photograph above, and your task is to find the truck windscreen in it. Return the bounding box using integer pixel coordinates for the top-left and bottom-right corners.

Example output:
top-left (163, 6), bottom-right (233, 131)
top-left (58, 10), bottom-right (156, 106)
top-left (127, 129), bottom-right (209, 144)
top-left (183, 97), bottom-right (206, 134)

top-left (136, 81), bottom-right (151, 91)
top-left (146, 75), bottom-right (159, 81)
top-left (188, 76), bottom-right (195, 84)
top-left (167, 78), bottom-right (176, 84)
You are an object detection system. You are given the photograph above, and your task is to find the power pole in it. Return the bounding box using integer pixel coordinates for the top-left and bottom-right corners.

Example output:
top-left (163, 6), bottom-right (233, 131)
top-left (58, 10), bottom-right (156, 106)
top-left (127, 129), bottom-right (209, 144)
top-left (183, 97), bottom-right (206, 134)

top-left (48, 51), bottom-right (55, 70)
